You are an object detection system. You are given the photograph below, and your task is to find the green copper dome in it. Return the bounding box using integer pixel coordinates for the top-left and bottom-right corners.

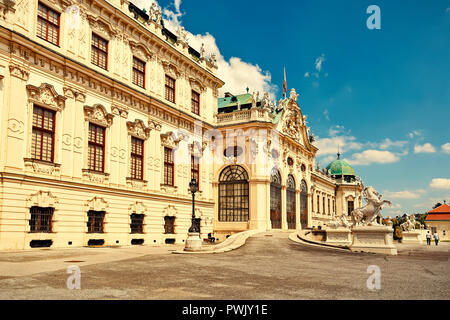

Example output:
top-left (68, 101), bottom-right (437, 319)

top-left (326, 153), bottom-right (356, 177)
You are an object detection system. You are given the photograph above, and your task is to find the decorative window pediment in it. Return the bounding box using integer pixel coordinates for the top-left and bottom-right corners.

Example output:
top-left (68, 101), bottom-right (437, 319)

top-left (127, 119), bottom-right (151, 140)
top-left (163, 205), bottom-right (178, 217)
top-left (161, 60), bottom-right (181, 79)
top-left (160, 131), bottom-right (187, 149)
top-left (189, 141), bottom-right (206, 157)
top-left (129, 201), bottom-right (147, 215)
top-left (26, 190), bottom-right (58, 208)
top-left (26, 83), bottom-right (66, 111)
top-left (129, 40), bottom-right (153, 62)
top-left (86, 196), bottom-right (108, 212)
top-left (86, 14), bottom-right (117, 40)
top-left (189, 77), bottom-right (206, 93)
top-left (84, 104), bottom-right (114, 127)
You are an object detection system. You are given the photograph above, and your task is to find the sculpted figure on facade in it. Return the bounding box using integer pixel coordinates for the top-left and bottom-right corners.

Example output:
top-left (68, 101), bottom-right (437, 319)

top-left (200, 43), bottom-right (205, 59)
top-left (209, 53), bottom-right (217, 68)
top-left (149, 2), bottom-right (162, 24)
top-left (351, 186), bottom-right (392, 226)
top-left (177, 26), bottom-right (188, 45)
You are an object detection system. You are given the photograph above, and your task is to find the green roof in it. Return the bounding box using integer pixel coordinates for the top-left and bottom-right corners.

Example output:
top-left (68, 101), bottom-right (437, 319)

top-left (218, 93), bottom-right (254, 109)
top-left (326, 154), bottom-right (356, 176)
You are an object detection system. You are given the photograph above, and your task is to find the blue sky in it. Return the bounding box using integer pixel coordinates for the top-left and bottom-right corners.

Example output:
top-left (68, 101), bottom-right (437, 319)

top-left (133, 0), bottom-right (450, 216)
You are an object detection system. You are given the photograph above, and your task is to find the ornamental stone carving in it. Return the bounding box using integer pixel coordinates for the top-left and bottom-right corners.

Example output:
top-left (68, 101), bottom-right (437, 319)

top-left (27, 190), bottom-right (58, 208)
top-left (189, 77), bottom-right (206, 93)
top-left (128, 201), bottom-right (147, 215)
top-left (27, 83), bottom-right (66, 111)
top-left (84, 104), bottom-right (114, 127)
top-left (129, 40), bottom-right (153, 62)
top-left (63, 86), bottom-right (86, 102)
top-left (162, 205), bottom-right (178, 217)
top-left (9, 63), bottom-right (30, 81)
top-left (127, 119), bottom-right (151, 140)
top-left (86, 14), bottom-right (116, 39)
top-left (160, 131), bottom-right (185, 149)
top-left (161, 60), bottom-right (181, 79)
top-left (85, 196), bottom-right (108, 212)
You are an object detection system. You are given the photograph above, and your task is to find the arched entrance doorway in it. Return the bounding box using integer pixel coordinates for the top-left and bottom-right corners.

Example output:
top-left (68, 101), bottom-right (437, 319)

top-left (218, 165), bottom-right (249, 222)
top-left (300, 180), bottom-right (308, 228)
top-left (270, 170), bottom-right (282, 229)
top-left (286, 175), bottom-right (296, 229)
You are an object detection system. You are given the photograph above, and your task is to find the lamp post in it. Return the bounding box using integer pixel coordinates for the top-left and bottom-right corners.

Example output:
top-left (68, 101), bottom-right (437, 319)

top-left (188, 178), bottom-right (198, 233)
top-left (184, 178), bottom-right (202, 251)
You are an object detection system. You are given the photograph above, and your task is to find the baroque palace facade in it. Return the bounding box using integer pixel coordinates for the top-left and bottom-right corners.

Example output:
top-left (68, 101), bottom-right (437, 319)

top-left (0, 0), bottom-right (364, 250)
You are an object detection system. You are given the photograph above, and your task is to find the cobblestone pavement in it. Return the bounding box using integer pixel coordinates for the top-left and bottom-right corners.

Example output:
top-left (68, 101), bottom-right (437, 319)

top-left (0, 231), bottom-right (448, 299)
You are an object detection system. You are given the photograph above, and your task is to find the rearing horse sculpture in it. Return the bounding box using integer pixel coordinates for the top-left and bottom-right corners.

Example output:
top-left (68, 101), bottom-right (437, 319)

top-left (351, 186), bottom-right (392, 226)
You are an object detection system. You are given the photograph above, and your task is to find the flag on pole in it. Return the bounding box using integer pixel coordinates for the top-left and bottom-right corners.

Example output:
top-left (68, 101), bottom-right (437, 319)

top-left (283, 67), bottom-right (287, 98)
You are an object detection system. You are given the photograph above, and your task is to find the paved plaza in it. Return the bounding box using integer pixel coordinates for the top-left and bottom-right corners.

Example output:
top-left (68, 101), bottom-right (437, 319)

top-left (0, 231), bottom-right (448, 300)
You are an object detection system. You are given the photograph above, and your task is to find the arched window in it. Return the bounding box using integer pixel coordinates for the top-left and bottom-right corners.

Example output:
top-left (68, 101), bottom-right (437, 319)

top-left (218, 165), bottom-right (249, 222)
top-left (286, 175), bottom-right (296, 229)
top-left (300, 180), bottom-right (308, 228)
top-left (270, 169), bottom-right (282, 229)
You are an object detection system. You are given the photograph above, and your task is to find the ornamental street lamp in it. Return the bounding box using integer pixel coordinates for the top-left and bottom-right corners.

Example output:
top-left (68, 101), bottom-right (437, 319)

top-left (188, 178), bottom-right (199, 233)
top-left (184, 178), bottom-right (202, 251)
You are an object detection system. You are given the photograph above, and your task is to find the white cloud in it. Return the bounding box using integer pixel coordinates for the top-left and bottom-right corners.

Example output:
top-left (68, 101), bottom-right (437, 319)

top-left (132, 0), bottom-right (276, 98)
top-left (346, 150), bottom-right (400, 166)
top-left (315, 54), bottom-right (326, 72)
top-left (408, 130), bottom-right (422, 139)
top-left (323, 109), bottom-right (330, 121)
top-left (414, 143), bottom-right (436, 153)
top-left (430, 178), bottom-right (450, 190)
top-left (304, 72), bottom-right (310, 78)
top-left (379, 138), bottom-right (407, 150)
top-left (441, 143), bottom-right (450, 154)
top-left (315, 135), bottom-right (362, 157)
top-left (384, 190), bottom-right (421, 199)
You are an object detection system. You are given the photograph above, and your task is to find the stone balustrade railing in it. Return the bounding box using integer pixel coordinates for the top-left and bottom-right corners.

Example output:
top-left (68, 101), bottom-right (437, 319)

top-left (215, 107), bottom-right (273, 125)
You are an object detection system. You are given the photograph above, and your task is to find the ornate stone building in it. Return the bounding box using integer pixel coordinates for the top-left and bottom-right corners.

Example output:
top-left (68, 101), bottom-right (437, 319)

top-left (0, 0), bottom-right (363, 250)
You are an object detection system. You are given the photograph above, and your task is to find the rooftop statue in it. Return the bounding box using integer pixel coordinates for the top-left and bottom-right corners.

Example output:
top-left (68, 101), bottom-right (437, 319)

top-left (351, 186), bottom-right (392, 226)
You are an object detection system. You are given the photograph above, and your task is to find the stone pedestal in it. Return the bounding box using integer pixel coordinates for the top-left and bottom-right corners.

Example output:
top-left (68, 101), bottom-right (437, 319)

top-left (325, 228), bottom-right (352, 246)
top-left (184, 232), bottom-right (202, 251)
top-left (350, 226), bottom-right (397, 255)
top-left (401, 231), bottom-right (423, 244)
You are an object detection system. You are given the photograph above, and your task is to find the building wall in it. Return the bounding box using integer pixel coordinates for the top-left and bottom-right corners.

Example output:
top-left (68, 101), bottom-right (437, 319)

top-left (0, 0), bottom-right (221, 250)
top-left (426, 221), bottom-right (450, 241)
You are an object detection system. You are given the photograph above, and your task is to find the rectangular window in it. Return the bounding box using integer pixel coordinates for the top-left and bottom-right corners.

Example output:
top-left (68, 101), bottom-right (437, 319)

top-left (317, 196), bottom-right (320, 213)
top-left (31, 105), bottom-right (55, 162)
top-left (29, 207), bottom-right (53, 233)
top-left (191, 90), bottom-right (200, 115)
top-left (165, 75), bottom-right (175, 103)
top-left (164, 216), bottom-right (175, 234)
top-left (87, 211), bottom-right (105, 233)
top-left (88, 123), bottom-right (105, 172)
top-left (323, 197), bottom-right (326, 214)
top-left (130, 213), bottom-right (144, 234)
top-left (191, 155), bottom-right (200, 188)
top-left (91, 33), bottom-right (108, 70)
top-left (348, 201), bottom-right (354, 216)
top-left (37, 2), bottom-right (60, 45)
top-left (130, 137), bottom-right (144, 180)
top-left (328, 199), bottom-right (331, 215)
top-left (163, 147), bottom-right (174, 186)
top-left (132, 57), bottom-right (145, 88)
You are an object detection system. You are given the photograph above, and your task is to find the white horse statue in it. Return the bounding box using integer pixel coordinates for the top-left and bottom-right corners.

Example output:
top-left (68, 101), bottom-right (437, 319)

top-left (401, 215), bottom-right (417, 232)
top-left (351, 186), bottom-right (392, 226)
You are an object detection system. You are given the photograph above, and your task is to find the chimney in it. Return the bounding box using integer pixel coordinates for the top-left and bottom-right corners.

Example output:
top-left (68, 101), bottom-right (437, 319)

top-left (224, 92), bottom-right (233, 97)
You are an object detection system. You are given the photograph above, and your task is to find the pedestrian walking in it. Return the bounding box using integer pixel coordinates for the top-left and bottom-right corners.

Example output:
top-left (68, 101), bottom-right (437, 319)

top-left (426, 231), bottom-right (431, 245)
top-left (433, 231), bottom-right (439, 246)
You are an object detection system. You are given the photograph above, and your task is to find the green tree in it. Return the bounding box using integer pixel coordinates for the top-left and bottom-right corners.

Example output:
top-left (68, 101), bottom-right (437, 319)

top-left (394, 226), bottom-right (403, 240)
